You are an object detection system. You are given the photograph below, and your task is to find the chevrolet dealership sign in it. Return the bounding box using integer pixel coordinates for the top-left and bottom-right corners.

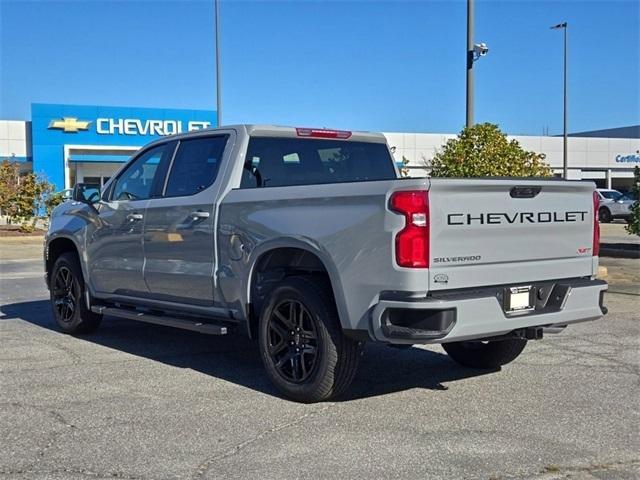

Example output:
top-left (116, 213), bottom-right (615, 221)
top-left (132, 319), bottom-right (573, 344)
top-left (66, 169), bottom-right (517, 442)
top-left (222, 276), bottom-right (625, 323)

top-left (32, 103), bottom-right (218, 190)
top-left (96, 118), bottom-right (211, 135)
top-left (48, 116), bottom-right (211, 136)
top-left (37, 104), bottom-right (216, 141)
top-left (48, 117), bottom-right (92, 133)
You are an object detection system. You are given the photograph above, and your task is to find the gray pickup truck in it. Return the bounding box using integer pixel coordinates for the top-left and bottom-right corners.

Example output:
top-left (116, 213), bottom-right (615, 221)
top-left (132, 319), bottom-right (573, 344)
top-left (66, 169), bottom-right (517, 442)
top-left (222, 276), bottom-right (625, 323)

top-left (45, 125), bottom-right (608, 402)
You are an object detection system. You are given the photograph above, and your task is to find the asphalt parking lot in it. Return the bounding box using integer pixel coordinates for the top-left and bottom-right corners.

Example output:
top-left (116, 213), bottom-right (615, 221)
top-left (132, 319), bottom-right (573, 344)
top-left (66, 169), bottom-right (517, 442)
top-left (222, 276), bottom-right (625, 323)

top-left (1, 240), bottom-right (638, 479)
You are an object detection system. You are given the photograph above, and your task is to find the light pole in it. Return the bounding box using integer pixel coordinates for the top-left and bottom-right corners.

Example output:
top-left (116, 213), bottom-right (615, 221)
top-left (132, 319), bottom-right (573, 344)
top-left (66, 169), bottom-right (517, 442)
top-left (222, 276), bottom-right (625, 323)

top-left (215, 0), bottom-right (222, 127)
top-left (466, 0), bottom-right (474, 127)
top-left (466, 0), bottom-right (488, 128)
top-left (551, 22), bottom-right (568, 178)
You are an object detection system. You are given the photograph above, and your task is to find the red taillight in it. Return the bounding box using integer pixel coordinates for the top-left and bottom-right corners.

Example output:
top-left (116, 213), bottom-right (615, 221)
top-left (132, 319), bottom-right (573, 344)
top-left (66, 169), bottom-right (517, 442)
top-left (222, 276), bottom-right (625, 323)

top-left (390, 190), bottom-right (430, 268)
top-left (593, 190), bottom-right (600, 256)
top-left (295, 127), bottom-right (352, 139)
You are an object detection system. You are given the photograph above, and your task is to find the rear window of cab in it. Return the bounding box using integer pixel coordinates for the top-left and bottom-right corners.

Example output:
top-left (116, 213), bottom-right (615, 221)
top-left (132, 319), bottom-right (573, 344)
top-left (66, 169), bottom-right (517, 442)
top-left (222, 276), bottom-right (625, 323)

top-left (240, 137), bottom-right (397, 188)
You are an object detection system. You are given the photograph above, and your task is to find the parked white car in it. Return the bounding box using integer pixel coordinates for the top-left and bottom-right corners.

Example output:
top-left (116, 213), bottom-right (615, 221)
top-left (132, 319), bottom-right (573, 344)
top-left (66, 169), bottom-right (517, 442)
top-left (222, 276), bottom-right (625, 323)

top-left (608, 192), bottom-right (637, 222)
top-left (596, 188), bottom-right (623, 223)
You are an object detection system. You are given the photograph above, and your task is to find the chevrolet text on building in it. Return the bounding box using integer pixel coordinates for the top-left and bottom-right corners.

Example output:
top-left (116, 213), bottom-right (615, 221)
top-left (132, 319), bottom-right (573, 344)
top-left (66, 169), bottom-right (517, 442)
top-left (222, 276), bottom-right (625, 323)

top-left (95, 118), bottom-right (211, 136)
top-left (48, 116), bottom-right (211, 136)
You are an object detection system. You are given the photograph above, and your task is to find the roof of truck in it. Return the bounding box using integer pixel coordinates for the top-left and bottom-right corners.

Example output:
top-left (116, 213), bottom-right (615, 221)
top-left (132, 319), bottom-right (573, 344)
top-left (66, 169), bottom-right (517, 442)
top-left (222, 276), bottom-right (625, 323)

top-left (244, 125), bottom-right (386, 141)
top-left (148, 124), bottom-right (388, 145)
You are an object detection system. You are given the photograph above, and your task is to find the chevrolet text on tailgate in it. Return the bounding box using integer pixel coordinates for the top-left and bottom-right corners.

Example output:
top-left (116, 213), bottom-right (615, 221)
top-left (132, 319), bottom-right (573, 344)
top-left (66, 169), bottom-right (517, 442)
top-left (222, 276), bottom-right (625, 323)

top-left (45, 125), bottom-right (608, 403)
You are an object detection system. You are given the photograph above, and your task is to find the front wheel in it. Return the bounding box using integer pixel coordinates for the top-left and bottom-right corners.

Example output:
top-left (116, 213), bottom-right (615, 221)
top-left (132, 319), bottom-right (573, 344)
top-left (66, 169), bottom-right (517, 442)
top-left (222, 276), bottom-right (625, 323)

top-left (50, 252), bottom-right (102, 334)
top-left (599, 207), bottom-right (612, 223)
top-left (258, 275), bottom-right (361, 403)
top-left (442, 338), bottom-right (527, 369)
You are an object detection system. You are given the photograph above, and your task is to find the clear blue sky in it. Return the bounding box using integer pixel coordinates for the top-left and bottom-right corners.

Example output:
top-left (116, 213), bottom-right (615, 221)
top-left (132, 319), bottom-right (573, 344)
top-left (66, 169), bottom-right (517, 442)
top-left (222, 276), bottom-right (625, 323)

top-left (1, 0), bottom-right (638, 135)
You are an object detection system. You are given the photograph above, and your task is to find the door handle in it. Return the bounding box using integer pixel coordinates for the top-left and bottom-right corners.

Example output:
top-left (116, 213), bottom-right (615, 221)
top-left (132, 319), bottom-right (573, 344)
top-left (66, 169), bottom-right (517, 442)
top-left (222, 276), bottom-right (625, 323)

top-left (127, 213), bottom-right (144, 221)
top-left (190, 211), bottom-right (210, 220)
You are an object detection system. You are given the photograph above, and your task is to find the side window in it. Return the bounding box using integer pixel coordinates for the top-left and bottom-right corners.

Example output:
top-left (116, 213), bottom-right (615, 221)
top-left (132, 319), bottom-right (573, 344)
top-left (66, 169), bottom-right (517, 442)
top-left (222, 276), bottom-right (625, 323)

top-left (111, 143), bottom-right (173, 201)
top-left (165, 135), bottom-right (228, 197)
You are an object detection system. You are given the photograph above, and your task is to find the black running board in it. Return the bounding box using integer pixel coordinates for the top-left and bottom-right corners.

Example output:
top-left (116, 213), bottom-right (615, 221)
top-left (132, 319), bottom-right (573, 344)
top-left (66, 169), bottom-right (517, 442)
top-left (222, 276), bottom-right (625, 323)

top-left (91, 306), bottom-right (228, 335)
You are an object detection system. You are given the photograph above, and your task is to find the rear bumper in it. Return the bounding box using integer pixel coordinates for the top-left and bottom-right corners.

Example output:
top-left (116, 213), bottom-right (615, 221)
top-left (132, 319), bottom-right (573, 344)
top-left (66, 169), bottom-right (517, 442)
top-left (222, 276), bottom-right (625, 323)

top-left (369, 278), bottom-right (608, 344)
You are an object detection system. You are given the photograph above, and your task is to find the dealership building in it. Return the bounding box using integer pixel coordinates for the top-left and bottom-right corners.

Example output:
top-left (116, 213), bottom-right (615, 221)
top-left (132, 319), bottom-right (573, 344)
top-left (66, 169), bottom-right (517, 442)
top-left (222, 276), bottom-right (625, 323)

top-left (0, 104), bottom-right (218, 190)
top-left (1, 103), bottom-right (638, 191)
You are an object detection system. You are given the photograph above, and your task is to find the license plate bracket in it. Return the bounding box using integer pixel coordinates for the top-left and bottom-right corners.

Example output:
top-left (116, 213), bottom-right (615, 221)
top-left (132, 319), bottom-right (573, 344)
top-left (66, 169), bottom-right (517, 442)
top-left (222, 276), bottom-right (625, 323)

top-left (504, 285), bottom-right (535, 313)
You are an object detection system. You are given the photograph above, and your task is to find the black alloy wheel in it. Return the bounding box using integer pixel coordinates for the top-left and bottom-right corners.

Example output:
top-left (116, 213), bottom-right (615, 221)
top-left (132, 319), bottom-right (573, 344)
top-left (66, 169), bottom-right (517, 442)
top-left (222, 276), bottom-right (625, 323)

top-left (258, 275), bottom-right (361, 403)
top-left (52, 265), bottom-right (77, 324)
top-left (266, 299), bottom-right (319, 383)
top-left (50, 252), bottom-right (102, 334)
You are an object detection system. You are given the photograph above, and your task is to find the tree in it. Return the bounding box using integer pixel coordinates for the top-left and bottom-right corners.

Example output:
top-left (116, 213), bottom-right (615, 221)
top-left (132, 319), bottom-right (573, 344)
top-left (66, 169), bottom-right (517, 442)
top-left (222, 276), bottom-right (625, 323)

top-left (44, 189), bottom-right (64, 217)
top-left (0, 159), bottom-right (59, 232)
top-left (400, 156), bottom-right (410, 177)
top-left (0, 160), bottom-right (21, 217)
top-left (12, 172), bottom-right (46, 231)
top-left (625, 166), bottom-right (640, 236)
top-left (429, 123), bottom-right (552, 178)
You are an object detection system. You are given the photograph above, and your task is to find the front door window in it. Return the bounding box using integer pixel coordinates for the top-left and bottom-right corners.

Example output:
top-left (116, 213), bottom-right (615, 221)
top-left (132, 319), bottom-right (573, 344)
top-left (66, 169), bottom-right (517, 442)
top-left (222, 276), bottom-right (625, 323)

top-left (111, 144), bottom-right (175, 201)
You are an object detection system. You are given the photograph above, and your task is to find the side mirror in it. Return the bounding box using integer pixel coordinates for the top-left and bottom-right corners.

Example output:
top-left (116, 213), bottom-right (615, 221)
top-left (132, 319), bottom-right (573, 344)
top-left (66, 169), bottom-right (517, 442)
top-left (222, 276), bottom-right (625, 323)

top-left (60, 189), bottom-right (73, 201)
top-left (72, 183), bottom-right (101, 205)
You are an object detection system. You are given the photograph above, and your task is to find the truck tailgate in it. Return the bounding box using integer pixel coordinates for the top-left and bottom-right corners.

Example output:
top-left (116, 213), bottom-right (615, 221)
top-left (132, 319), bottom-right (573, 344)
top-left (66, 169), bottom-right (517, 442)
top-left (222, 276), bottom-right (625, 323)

top-left (427, 179), bottom-right (597, 291)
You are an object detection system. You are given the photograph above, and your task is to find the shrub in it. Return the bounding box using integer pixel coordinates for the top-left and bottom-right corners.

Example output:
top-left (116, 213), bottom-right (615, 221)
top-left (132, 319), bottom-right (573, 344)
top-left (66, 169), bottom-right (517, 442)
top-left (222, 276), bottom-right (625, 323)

top-left (625, 166), bottom-right (640, 236)
top-left (429, 123), bottom-right (552, 178)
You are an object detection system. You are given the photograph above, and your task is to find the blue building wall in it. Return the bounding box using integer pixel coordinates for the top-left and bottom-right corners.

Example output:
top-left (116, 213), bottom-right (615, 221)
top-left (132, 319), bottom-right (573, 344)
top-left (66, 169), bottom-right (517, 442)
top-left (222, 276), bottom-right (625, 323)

top-left (31, 103), bottom-right (217, 189)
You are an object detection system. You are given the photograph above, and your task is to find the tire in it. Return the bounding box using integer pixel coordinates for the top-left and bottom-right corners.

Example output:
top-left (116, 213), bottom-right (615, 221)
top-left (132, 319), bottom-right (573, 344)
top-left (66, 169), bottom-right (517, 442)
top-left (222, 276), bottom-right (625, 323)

top-left (258, 275), bottom-right (361, 403)
top-left (50, 252), bottom-right (102, 334)
top-left (442, 338), bottom-right (527, 369)
top-left (598, 207), bottom-right (612, 223)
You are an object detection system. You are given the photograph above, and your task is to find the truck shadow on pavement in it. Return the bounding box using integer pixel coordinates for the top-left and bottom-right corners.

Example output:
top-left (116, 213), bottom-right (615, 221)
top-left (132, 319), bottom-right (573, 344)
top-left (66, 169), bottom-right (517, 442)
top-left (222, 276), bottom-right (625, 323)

top-left (1, 299), bottom-right (494, 402)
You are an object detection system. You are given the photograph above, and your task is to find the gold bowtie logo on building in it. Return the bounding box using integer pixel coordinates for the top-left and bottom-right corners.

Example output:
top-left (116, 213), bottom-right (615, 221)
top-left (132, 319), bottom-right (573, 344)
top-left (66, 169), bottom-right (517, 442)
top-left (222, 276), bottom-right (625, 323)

top-left (48, 117), bottom-right (91, 133)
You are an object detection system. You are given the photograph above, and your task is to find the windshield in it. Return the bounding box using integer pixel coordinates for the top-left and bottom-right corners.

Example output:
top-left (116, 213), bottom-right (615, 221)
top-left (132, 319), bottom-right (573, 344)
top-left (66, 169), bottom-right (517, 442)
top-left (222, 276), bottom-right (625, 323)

top-left (621, 192), bottom-right (637, 201)
top-left (600, 190), bottom-right (622, 200)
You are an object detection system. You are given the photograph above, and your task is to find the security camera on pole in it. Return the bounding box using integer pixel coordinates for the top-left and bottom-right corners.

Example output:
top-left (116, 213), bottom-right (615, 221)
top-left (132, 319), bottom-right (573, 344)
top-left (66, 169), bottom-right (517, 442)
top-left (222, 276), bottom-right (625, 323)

top-left (466, 0), bottom-right (489, 128)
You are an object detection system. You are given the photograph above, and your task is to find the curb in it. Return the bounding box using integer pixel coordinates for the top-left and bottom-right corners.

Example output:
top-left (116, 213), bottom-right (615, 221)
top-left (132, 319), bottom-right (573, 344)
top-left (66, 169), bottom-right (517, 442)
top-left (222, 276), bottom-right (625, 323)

top-left (0, 235), bottom-right (44, 242)
top-left (600, 243), bottom-right (640, 259)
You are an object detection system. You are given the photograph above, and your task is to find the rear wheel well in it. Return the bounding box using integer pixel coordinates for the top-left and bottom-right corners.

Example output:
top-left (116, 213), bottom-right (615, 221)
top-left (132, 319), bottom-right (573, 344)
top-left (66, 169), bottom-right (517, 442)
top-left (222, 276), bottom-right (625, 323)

top-left (46, 238), bottom-right (80, 288)
top-left (248, 248), bottom-right (332, 339)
